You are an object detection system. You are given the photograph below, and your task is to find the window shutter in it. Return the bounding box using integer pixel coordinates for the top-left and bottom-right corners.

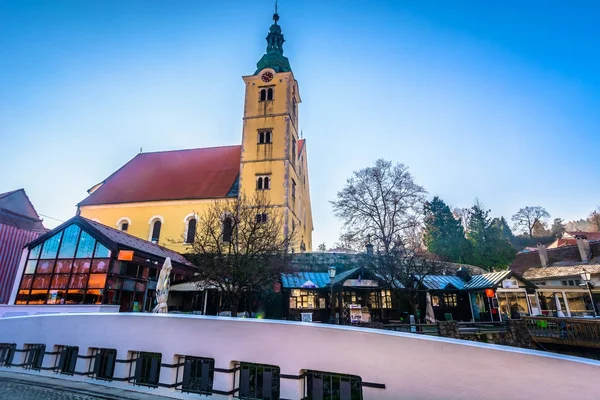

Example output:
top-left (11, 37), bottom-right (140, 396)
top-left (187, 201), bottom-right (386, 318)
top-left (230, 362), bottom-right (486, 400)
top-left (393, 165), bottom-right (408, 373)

top-left (340, 378), bottom-right (352, 399)
top-left (262, 369), bottom-right (273, 399)
top-left (93, 353), bottom-right (101, 375)
top-left (106, 351), bottom-right (116, 379)
top-left (58, 348), bottom-right (67, 372)
top-left (26, 348), bottom-right (35, 367)
top-left (200, 360), bottom-right (210, 392)
top-left (312, 375), bottom-right (324, 400)
top-left (240, 366), bottom-right (250, 396)
top-left (134, 354), bottom-right (143, 383)
top-left (182, 358), bottom-right (192, 390)
top-left (68, 348), bottom-right (78, 373)
top-left (149, 356), bottom-right (159, 385)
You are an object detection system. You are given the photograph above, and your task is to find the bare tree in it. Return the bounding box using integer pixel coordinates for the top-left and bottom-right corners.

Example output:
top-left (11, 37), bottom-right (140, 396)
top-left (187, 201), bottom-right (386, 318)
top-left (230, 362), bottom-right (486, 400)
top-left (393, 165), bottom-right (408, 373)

top-left (511, 206), bottom-right (550, 238)
top-left (187, 193), bottom-right (295, 317)
top-left (366, 241), bottom-right (445, 319)
top-left (316, 243), bottom-right (327, 252)
top-left (588, 208), bottom-right (600, 232)
top-left (331, 159), bottom-right (427, 255)
top-left (332, 159), bottom-right (437, 319)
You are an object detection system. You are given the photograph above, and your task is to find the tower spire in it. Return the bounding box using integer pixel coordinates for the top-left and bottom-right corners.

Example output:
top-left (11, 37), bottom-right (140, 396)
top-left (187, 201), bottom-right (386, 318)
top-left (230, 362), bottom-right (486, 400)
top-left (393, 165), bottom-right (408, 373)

top-left (254, 2), bottom-right (291, 74)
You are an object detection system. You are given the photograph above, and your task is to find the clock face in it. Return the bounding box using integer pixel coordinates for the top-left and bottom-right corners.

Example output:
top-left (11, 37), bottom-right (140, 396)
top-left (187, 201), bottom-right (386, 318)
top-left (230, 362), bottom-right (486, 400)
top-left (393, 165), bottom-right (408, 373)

top-left (261, 71), bottom-right (274, 83)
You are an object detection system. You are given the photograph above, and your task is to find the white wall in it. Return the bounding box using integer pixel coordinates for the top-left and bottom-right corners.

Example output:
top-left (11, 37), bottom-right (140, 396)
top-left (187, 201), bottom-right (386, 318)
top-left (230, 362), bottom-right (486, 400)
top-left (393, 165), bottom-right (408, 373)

top-left (0, 305), bottom-right (120, 318)
top-left (0, 313), bottom-right (598, 399)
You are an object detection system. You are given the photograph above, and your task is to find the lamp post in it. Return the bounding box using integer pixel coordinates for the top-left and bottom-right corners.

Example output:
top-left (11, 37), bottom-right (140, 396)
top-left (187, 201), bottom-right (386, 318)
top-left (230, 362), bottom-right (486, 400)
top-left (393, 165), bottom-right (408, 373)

top-left (328, 265), bottom-right (337, 324)
top-left (580, 269), bottom-right (597, 317)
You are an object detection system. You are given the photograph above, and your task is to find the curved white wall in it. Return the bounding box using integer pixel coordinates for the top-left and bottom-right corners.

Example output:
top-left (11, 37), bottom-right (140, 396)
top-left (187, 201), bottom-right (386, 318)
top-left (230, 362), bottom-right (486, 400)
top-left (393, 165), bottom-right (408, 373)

top-left (0, 313), bottom-right (598, 399)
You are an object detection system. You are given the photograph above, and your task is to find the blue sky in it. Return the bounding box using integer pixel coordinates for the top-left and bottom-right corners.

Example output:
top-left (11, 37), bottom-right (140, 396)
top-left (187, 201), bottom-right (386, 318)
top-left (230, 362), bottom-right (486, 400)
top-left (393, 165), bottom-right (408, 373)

top-left (1, 1), bottom-right (599, 246)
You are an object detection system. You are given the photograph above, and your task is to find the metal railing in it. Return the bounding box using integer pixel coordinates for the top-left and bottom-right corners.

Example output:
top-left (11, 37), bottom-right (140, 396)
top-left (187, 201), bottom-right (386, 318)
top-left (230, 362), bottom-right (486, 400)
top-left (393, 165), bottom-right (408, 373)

top-left (523, 316), bottom-right (600, 349)
top-left (381, 321), bottom-right (508, 336)
top-left (457, 321), bottom-right (507, 334)
top-left (0, 342), bottom-right (386, 398)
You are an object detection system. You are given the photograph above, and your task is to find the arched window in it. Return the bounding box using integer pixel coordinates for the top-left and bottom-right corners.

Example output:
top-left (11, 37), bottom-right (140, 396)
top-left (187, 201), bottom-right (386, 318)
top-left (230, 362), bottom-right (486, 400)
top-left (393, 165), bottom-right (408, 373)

top-left (222, 217), bottom-right (233, 243)
top-left (117, 217), bottom-right (131, 232)
top-left (151, 221), bottom-right (161, 243)
top-left (267, 88), bottom-right (274, 101)
top-left (260, 89), bottom-right (267, 102)
top-left (257, 176), bottom-right (270, 190)
top-left (186, 218), bottom-right (197, 244)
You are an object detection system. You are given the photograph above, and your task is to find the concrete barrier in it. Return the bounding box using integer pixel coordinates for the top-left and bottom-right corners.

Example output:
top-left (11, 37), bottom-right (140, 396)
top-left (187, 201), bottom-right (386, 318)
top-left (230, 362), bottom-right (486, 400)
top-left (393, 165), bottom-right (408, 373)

top-left (0, 313), bottom-right (598, 399)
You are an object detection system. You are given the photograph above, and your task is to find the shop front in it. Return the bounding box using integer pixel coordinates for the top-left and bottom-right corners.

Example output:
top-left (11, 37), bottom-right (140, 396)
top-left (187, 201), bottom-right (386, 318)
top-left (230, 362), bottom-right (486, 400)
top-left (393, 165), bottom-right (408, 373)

top-left (280, 268), bottom-right (396, 324)
top-left (536, 289), bottom-right (596, 317)
top-left (8, 216), bottom-right (196, 312)
top-left (464, 271), bottom-right (537, 322)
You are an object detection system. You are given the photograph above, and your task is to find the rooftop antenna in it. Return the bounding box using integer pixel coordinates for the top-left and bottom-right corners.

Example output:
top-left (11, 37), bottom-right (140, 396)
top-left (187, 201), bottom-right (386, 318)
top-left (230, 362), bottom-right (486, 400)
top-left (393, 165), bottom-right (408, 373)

top-left (140, 147), bottom-right (143, 154)
top-left (275, 0), bottom-right (278, 15)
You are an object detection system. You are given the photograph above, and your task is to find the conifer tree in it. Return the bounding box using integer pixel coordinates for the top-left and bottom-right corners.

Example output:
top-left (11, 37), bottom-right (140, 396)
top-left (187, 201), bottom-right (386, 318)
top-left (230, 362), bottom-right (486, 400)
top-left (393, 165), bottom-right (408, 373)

top-left (423, 197), bottom-right (471, 263)
top-left (467, 202), bottom-right (516, 270)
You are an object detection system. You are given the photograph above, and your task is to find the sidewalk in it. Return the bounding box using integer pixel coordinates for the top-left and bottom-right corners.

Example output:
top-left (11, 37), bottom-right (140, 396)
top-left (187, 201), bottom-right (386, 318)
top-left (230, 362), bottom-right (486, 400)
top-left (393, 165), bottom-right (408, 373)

top-left (0, 370), bottom-right (175, 399)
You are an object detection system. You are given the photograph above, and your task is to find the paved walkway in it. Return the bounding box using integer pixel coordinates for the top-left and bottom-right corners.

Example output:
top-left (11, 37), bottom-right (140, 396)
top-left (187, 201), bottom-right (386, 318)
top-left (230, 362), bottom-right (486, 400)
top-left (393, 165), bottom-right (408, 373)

top-left (0, 371), bottom-right (174, 399)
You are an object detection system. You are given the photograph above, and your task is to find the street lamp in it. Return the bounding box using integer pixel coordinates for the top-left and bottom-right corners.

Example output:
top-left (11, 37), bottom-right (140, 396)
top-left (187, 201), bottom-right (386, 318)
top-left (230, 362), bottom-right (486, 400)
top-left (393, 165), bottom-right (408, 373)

top-left (580, 269), bottom-right (597, 317)
top-left (329, 265), bottom-right (337, 324)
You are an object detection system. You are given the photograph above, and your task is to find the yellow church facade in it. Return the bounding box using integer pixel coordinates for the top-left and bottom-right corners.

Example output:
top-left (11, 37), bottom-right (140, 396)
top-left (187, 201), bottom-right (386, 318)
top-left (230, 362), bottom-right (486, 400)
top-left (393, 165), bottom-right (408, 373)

top-left (78, 12), bottom-right (313, 254)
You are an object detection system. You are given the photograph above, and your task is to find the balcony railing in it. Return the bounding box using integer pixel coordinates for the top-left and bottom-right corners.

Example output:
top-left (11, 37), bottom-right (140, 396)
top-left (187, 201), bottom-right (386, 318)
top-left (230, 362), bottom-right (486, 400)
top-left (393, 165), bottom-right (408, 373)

top-left (523, 316), bottom-right (600, 349)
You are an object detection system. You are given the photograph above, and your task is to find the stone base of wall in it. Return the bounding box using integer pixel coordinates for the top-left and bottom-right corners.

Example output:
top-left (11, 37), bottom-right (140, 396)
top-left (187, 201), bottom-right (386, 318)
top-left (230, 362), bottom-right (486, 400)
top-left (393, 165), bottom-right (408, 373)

top-left (437, 320), bottom-right (532, 349)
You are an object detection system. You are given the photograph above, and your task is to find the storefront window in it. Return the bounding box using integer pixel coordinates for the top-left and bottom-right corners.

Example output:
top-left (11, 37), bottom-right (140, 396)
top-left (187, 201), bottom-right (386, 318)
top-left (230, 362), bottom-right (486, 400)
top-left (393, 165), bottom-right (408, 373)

top-left (58, 225), bottom-right (81, 259)
top-left (565, 292), bottom-right (594, 317)
top-left (496, 291), bottom-right (529, 318)
top-left (538, 292), bottom-right (567, 317)
top-left (443, 294), bottom-right (458, 307)
top-left (40, 232), bottom-right (62, 259)
top-left (290, 289), bottom-right (317, 309)
top-left (16, 223), bottom-right (112, 305)
top-left (381, 290), bottom-right (392, 308)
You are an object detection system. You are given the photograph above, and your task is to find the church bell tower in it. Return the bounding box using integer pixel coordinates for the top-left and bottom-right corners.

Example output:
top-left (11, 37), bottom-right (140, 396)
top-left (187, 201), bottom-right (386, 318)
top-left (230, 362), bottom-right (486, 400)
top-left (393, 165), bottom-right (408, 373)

top-left (239, 9), bottom-right (307, 249)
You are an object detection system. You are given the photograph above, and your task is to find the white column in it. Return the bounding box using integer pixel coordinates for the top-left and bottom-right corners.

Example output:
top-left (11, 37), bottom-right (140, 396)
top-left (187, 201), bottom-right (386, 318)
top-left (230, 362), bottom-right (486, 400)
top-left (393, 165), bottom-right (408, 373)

top-left (8, 249), bottom-right (29, 304)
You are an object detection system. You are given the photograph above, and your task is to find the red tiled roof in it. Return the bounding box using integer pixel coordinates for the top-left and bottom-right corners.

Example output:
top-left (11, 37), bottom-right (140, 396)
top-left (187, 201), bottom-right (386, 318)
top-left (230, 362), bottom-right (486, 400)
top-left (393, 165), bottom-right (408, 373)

top-left (79, 145), bottom-right (241, 206)
top-left (565, 231), bottom-right (600, 240)
top-left (298, 139), bottom-right (305, 155)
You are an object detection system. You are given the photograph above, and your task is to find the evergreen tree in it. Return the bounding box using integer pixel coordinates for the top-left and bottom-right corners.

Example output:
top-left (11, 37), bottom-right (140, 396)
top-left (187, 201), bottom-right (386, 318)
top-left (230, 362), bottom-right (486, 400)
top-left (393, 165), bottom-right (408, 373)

top-left (491, 217), bottom-right (513, 241)
top-left (423, 197), bottom-right (471, 263)
top-left (551, 218), bottom-right (566, 238)
top-left (466, 202), bottom-right (516, 270)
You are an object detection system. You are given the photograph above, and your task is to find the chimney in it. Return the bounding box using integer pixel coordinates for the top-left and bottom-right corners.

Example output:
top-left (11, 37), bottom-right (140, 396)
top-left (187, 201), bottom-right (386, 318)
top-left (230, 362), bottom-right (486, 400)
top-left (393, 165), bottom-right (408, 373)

top-left (576, 235), bottom-right (590, 263)
top-left (456, 267), bottom-right (472, 282)
top-left (537, 243), bottom-right (548, 268)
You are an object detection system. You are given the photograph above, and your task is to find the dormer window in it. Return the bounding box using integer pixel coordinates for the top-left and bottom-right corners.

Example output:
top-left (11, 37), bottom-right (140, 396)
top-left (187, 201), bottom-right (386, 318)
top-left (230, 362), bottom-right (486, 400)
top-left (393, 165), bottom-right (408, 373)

top-left (257, 175), bottom-right (270, 190)
top-left (258, 130), bottom-right (272, 144)
top-left (259, 88), bottom-right (274, 102)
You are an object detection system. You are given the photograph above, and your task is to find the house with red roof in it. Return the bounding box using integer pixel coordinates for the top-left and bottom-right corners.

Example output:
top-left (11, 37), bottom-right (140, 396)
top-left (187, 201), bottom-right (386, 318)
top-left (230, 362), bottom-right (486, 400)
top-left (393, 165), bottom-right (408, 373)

top-left (77, 11), bottom-right (313, 254)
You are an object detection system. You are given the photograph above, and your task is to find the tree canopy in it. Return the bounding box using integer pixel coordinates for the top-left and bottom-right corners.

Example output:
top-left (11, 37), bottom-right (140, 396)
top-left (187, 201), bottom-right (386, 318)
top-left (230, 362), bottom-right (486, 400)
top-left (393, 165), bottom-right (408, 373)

top-left (467, 202), bottom-right (516, 270)
top-left (511, 206), bottom-right (550, 238)
top-left (423, 196), bottom-right (471, 263)
top-left (187, 193), bottom-right (295, 317)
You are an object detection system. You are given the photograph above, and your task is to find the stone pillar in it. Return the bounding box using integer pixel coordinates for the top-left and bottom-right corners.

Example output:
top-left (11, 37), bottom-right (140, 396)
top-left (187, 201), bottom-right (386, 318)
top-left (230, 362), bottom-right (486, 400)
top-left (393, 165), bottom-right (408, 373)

top-left (437, 321), bottom-right (459, 339)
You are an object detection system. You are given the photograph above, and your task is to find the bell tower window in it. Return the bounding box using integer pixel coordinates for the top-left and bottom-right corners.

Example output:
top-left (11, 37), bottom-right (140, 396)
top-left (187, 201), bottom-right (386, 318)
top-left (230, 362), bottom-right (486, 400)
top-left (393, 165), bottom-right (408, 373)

top-left (258, 130), bottom-right (272, 144)
top-left (257, 175), bottom-right (271, 190)
top-left (259, 88), bottom-right (274, 102)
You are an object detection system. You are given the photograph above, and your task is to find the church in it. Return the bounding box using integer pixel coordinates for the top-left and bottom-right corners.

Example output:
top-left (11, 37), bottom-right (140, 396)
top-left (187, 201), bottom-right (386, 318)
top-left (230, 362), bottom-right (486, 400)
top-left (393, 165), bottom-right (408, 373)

top-left (77, 11), bottom-right (313, 254)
